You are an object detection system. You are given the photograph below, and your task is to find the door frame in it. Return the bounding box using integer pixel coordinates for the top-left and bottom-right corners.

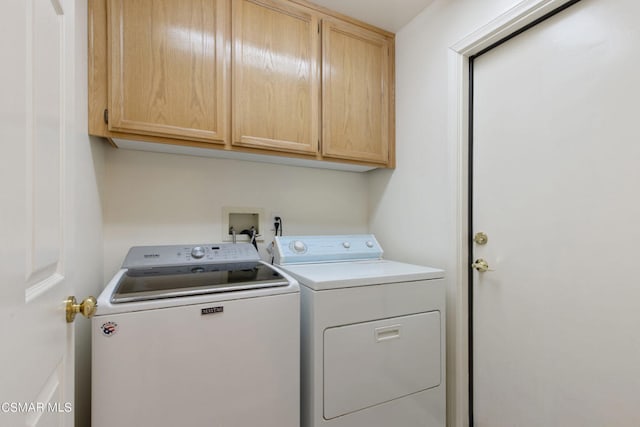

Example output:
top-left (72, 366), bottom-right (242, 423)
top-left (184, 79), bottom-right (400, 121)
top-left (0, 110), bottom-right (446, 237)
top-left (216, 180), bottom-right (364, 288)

top-left (447, 0), bottom-right (579, 425)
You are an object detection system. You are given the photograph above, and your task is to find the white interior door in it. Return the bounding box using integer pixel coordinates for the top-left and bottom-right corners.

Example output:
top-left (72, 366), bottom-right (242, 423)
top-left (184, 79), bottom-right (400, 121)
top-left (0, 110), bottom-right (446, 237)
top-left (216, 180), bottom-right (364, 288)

top-left (0, 0), bottom-right (76, 425)
top-left (472, 0), bottom-right (640, 425)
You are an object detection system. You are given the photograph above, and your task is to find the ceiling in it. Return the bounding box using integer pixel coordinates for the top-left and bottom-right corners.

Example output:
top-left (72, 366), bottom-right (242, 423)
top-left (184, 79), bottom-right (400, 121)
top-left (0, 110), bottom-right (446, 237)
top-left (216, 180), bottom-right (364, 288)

top-left (309, 0), bottom-right (435, 32)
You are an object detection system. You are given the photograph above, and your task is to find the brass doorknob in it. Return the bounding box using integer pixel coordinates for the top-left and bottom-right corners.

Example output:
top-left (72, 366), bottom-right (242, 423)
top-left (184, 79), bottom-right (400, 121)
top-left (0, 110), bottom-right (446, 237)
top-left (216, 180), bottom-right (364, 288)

top-left (471, 258), bottom-right (492, 273)
top-left (474, 232), bottom-right (488, 245)
top-left (65, 296), bottom-right (97, 323)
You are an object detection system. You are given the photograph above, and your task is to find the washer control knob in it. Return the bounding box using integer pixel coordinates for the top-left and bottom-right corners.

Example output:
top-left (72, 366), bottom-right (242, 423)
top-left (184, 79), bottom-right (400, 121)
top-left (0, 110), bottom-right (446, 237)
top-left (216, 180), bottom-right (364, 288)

top-left (366, 241), bottom-right (374, 248)
top-left (191, 246), bottom-right (205, 259)
top-left (342, 242), bottom-right (351, 249)
top-left (293, 241), bottom-right (306, 253)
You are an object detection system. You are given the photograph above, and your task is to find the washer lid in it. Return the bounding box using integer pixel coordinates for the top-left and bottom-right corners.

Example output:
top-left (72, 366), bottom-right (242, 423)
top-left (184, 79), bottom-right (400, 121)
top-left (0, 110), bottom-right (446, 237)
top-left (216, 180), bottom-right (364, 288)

top-left (277, 259), bottom-right (444, 290)
top-left (111, 262), bottom-right (288, 303)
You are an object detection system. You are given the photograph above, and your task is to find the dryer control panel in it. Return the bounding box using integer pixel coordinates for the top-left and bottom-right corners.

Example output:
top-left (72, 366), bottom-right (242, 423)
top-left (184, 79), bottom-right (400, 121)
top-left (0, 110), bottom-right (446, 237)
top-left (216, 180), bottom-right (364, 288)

top-left (274, 234), bottom-right (383, 264)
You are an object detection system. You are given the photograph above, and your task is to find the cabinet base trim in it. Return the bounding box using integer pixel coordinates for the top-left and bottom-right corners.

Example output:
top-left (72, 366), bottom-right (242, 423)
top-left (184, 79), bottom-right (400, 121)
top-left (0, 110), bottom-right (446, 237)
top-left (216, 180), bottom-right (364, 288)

top-left (111, 138), bottom-right (377, 172)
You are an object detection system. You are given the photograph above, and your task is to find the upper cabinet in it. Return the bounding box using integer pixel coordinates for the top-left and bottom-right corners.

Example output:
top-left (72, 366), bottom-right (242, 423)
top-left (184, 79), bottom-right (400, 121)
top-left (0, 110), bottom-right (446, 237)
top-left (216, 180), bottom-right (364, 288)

top-left (89, 0), bottom-right (395, 169)
top-left (232, 0), bottom-right (320, 155)
top-left (321, 19), bottom-right (392, 165)
top-left (106, 0), bottom-right (229, 143)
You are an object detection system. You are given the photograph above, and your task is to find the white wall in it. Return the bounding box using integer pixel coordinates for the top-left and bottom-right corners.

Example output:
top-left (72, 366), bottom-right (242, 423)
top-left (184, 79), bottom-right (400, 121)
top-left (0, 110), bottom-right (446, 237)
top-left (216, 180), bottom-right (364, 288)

top-left (70, 1), bottom-right (107, 426)
top-left (102, 149), bottom-right (369, 281)
top-left (71, 133), bottom-right (105, 427)
top-left (369, 0), bottom-right (521, 425)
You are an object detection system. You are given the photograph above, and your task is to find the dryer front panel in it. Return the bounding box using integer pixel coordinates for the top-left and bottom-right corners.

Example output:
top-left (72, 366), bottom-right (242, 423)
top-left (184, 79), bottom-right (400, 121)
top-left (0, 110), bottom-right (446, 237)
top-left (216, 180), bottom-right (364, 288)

top-left (323, 310), bottom-right (441, 419)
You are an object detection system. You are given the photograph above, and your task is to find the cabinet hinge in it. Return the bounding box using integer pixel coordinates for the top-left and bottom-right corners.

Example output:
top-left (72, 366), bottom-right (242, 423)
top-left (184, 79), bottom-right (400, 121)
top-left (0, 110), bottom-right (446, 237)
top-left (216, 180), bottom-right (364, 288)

top-left (103, 108), bottom-right (109, 124)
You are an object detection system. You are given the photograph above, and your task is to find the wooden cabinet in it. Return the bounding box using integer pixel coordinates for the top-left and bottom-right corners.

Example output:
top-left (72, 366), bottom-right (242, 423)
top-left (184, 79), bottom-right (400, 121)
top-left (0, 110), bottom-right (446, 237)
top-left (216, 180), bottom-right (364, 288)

top-left (89, 0), bottom-right (394, 169)
top-left (232, 0), bottom-right (320, 155)
top-left (321, 19), bottom-right (392, 165)
top-left (107, 0), bottom-right (229, 143)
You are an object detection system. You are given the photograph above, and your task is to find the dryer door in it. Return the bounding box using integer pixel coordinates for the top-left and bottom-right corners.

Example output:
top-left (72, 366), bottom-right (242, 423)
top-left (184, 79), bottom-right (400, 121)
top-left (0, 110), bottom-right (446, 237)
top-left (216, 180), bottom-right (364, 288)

top-left (323, 311), bottom-right (441, 419)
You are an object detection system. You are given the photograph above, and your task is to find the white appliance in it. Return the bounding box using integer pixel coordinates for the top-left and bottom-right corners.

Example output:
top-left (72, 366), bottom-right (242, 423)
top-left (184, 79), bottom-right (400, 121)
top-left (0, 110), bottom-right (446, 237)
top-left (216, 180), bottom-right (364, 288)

top-left (92, 243), bottom-right (300, 427)
top-left (274, 234), bottom-right (446, 427)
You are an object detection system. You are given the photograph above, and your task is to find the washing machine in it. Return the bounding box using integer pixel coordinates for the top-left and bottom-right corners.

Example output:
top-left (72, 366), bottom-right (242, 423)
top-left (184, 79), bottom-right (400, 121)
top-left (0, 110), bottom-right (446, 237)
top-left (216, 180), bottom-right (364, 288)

top-left (92, 243), bottom-right (300, 427)
top-left (274, 234), bottom-right (445, 427)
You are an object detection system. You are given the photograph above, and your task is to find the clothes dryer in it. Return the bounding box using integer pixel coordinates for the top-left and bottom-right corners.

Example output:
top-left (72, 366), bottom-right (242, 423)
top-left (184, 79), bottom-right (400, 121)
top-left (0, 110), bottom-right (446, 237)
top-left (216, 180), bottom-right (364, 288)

top-left (274, 235), bottom-right (445, 427)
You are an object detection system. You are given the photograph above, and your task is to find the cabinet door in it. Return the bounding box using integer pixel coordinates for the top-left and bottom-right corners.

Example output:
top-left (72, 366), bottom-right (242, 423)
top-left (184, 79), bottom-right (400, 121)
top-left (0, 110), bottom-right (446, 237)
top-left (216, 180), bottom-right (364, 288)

top-left (322, 19), bottom-right (391, 165)
top-left (232, 0), bottom-right (320, 154)
top-left (107, 0), bottom-right (229, 143)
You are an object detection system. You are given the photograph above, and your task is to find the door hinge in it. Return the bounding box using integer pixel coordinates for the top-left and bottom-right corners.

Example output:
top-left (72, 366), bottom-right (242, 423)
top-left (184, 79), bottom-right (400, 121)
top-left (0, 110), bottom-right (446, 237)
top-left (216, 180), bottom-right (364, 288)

top-left (103, 108), bottom-right (109, 124)
top-left (318, 23), bottom-right (320, 34)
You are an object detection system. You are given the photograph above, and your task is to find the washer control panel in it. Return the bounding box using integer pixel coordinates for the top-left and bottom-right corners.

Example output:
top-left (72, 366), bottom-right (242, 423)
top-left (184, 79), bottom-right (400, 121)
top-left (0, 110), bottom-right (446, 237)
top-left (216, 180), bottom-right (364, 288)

top-left (122, 243), bottom-right (260, 268)
top-left (274, 235), bottom-right (383, 264)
